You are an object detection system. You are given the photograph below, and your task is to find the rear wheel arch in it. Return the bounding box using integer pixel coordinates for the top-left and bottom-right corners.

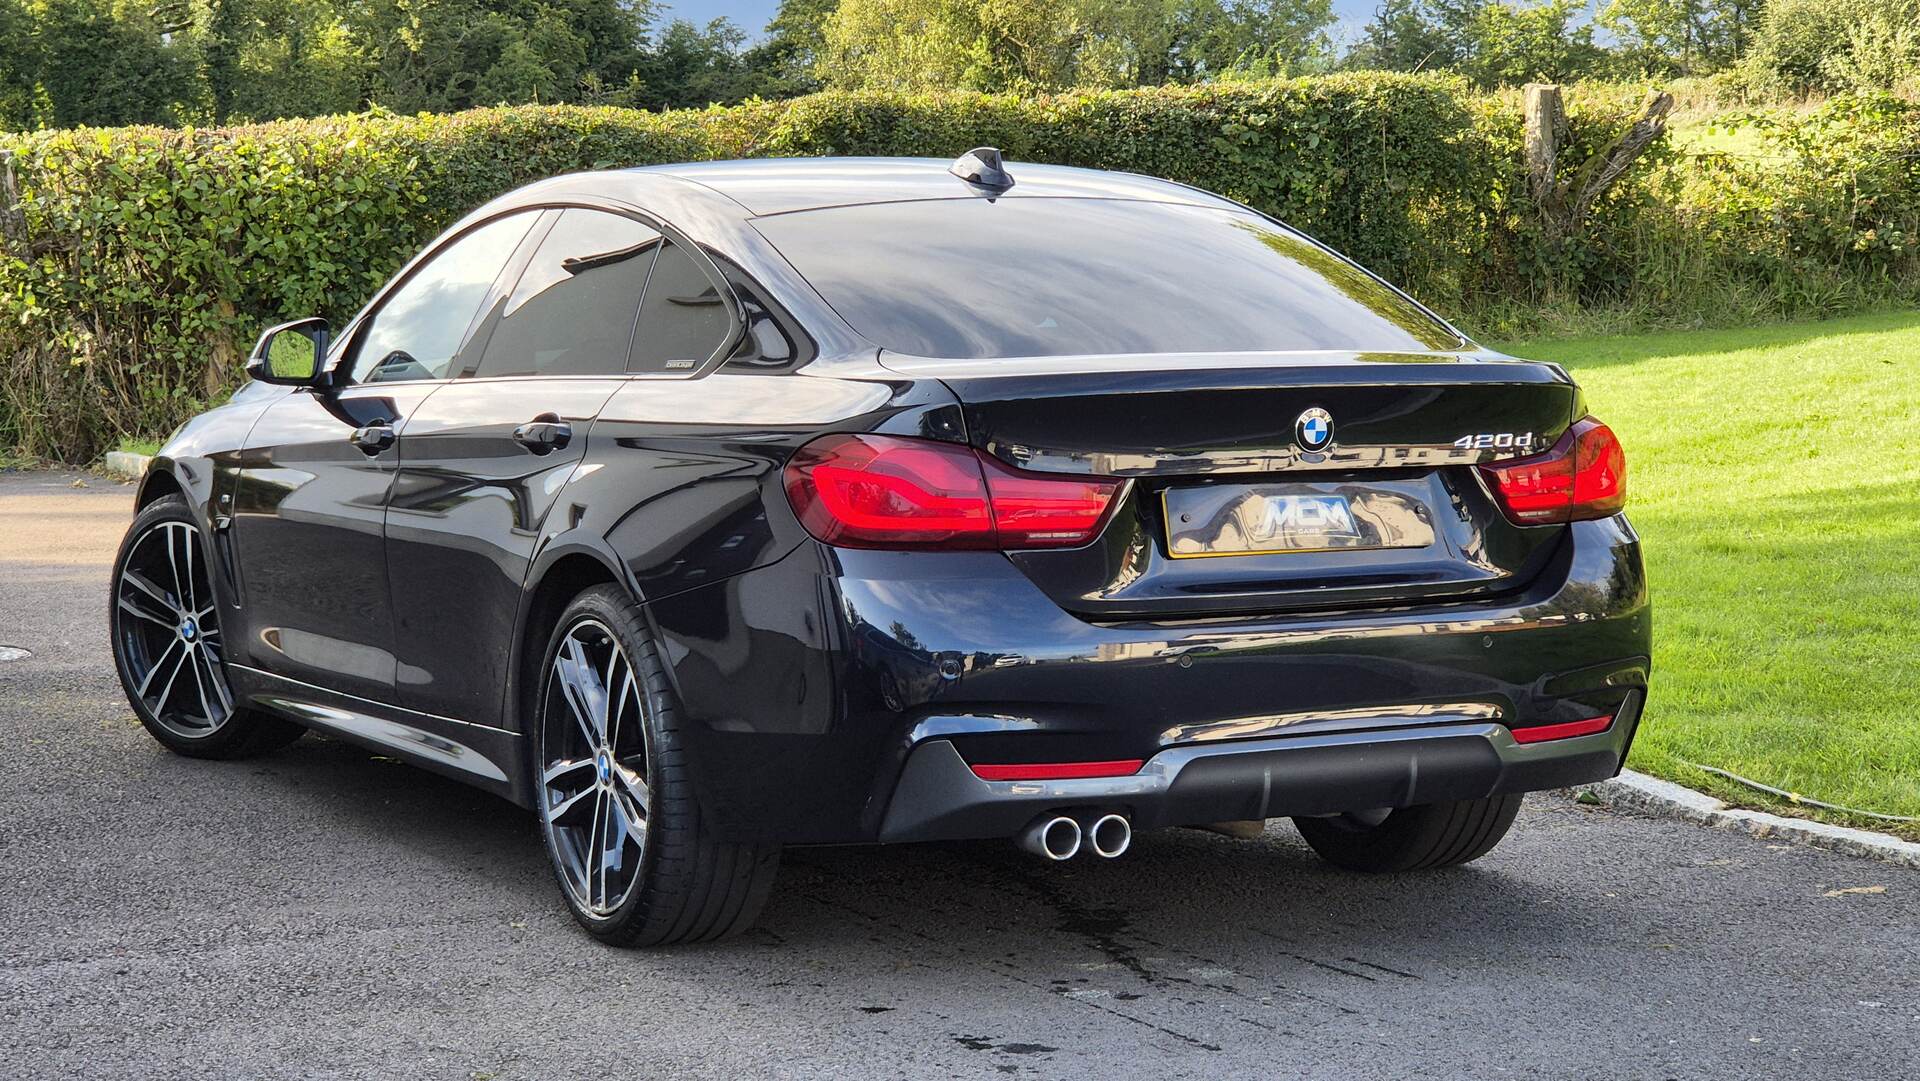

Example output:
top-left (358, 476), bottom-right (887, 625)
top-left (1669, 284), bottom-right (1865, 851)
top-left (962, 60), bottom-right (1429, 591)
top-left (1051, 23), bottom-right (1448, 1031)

top-left (509, 549), bottom-right (637, 748)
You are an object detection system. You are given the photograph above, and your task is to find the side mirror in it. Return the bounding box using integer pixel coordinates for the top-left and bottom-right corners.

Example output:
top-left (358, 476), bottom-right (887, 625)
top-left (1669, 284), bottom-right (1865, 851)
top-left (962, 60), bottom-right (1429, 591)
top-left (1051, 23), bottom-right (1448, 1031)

top-left (246, 317), bottom-right (331, 387)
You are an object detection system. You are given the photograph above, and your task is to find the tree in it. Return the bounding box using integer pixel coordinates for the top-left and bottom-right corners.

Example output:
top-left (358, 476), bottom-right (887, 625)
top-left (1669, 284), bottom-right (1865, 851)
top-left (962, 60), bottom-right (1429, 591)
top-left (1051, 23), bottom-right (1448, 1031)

top-left (742, 0), bottom-right (836, 96)
top-left (821, 0), bottom-right (1090, 92)
top-left (472, 5), bottom-right (591, 104)
top-left (1178, 0), bottom-right (1338, 78)
top-left (631, 18), bottom-right (778, 108)
top-left (35, 0), bottom-right (200, 127)
top-left (347, 0), bottom-right (650, 113)
top-left (1597, 0), bottom-right (1757, 76)
top-left (1350, 0), bottom-right (1495, 76)
top-left (1739, 0), bottom-right (1920, 94)
top-left (176, 0), bottom-right (369, 123)
top-left (1349, 0), bottom-right (1456, 72)
top-left (1352, 0), bottom-right (1603, 87)
top-left (566, 0), bottom-right (654, 88)
top-left (19, 0), bottom-right (1865, 129)
top-left (232, 0), bottom-right (368, 121)
top-left (199, 0), bottom-right (245, 122)
top-left (0, 0), bottom-right (37, 130)
top-left (1456, 0), bottom-right (1603, 87)
top-left (818, 0), bottom-right (1337, 92)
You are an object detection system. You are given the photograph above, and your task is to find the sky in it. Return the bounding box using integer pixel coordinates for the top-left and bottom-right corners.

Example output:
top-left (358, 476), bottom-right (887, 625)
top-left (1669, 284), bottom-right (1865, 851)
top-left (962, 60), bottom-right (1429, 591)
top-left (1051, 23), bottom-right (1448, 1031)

top-left (657, 0), bottom-right (1384, 47)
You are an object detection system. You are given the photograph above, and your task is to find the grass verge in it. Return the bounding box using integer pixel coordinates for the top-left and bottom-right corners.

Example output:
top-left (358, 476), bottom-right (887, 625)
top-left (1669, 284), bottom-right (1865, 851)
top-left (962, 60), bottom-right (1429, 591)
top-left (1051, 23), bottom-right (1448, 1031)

top-left (1502, 310), bottom-right (1920, 840)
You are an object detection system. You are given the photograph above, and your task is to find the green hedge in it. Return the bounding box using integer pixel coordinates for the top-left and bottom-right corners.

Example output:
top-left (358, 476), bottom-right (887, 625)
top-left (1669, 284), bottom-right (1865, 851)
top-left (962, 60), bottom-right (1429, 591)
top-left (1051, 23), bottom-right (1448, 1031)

top-left (2, 73), bottom-right (1916, 462)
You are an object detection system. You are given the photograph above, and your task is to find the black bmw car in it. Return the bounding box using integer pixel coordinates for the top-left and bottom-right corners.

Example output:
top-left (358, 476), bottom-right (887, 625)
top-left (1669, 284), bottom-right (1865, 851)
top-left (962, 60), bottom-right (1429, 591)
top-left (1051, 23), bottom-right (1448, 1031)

top-left (111, 149), bottom-right (1649, 946)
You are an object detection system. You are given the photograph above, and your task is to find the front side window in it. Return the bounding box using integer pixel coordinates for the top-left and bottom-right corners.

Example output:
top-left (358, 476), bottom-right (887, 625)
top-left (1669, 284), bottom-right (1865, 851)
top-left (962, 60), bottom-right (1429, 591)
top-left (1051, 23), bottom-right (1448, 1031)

top-left (752, 198), bottom-right (1465, 360)
top-left (629, 241), bottom-right (733, 374)
top-left (465, 209), bottom-right (663, 379)
top-left (350, 213), bottom-right (536, 384)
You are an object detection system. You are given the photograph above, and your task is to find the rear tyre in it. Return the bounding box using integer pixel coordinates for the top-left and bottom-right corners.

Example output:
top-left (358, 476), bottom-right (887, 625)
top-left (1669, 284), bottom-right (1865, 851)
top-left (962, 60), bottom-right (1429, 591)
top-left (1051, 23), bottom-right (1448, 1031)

top-left (533, 584), bottom-right (780, 946)
top-left (110, 494), bottom-right (304, 760)
top-left (1293, 794), bottom-right (1523, 873)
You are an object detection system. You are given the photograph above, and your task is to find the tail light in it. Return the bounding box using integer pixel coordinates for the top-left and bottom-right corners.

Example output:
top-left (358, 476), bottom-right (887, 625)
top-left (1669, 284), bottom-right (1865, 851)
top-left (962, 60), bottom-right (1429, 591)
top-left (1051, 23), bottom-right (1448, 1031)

top-left (784, 433), bottom-right (1121, 550)
top-left (1478, 416), bottom-right (1626, 525)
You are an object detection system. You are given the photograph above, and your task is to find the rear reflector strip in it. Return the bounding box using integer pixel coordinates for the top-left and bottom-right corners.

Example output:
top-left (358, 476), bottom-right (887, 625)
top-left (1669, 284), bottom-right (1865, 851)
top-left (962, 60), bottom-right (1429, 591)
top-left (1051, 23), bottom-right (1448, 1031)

top-left (1509, 715), bottom-right (1614, 744)
top-left (970, 759), bottom-right (1145, 782)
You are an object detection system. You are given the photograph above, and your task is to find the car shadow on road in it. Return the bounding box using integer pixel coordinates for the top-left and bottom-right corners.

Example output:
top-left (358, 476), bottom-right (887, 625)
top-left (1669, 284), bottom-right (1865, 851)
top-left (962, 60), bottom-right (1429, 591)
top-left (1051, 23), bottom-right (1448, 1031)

top-left (245, 731), bottom-right (1580, 970)
top-left (765, 829), bottom-right (1580, 968)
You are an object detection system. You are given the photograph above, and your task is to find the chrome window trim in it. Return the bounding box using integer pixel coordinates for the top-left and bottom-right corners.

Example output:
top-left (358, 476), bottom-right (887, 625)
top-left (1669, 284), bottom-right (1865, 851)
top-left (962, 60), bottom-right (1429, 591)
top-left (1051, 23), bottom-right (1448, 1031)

top-left (326, 196), bottom-right (748, 389)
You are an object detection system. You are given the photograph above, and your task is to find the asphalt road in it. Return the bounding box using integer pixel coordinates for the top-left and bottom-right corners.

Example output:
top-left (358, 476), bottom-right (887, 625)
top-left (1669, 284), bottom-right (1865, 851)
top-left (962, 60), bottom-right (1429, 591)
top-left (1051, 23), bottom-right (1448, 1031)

top-left (2, 468), bottom-right (1916, 1080)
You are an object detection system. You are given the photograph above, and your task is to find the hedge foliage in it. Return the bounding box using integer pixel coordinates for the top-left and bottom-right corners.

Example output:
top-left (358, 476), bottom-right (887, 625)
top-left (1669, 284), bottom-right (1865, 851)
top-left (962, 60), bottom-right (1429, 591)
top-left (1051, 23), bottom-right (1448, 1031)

top-left (2, 73), bottom-right (1917, 462)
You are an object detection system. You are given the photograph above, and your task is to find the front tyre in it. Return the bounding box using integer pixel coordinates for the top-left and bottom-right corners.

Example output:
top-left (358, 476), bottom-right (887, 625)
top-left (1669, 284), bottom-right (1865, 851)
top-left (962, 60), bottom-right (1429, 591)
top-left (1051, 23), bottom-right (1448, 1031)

top-left (534, 584), bottom-right (779, 946)
top-left (1293, 794), bottom-right (1523, 873)
top-left (109, 494), bottom-right (303, 759)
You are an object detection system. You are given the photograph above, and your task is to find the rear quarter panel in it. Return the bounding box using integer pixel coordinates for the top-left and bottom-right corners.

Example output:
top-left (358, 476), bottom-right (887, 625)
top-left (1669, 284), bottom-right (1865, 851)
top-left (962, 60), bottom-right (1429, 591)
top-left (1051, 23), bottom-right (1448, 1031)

top-left (514, 366), bottom-right (960, 817)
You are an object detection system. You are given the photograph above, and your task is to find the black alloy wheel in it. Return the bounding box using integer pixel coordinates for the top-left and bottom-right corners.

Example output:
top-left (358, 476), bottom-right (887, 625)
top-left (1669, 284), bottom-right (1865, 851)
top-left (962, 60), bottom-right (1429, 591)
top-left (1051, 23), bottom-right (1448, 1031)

top-left (1293, 794), bottom-right (1524, 873)
top-left (533, 585), bottom-right (780, 946)
top-left (110, 495), bottom-right (302, 758)
top-left (538, 617), bottom-right (652, 918)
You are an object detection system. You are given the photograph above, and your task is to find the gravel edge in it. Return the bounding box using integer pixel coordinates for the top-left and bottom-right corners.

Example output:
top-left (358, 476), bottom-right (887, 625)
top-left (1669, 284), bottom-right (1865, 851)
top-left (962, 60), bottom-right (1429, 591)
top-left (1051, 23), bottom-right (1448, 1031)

top-left (1557, 769), bottom-right (1920, 870)
top-left (100, 451), bottom-right (151, 479)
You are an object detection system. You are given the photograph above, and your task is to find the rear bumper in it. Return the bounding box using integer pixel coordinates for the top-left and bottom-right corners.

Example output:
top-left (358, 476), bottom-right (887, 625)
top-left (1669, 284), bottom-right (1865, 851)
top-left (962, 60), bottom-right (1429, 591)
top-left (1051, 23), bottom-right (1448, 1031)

top-left (647, 515), bottom-right (1651, 845)
top-left (879, 693), bottom-right (1641, 842)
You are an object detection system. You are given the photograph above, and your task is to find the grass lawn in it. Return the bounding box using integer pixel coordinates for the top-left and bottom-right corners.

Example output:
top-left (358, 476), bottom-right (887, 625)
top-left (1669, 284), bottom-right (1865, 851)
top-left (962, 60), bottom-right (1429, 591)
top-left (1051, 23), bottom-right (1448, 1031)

top-left (1501, 310), bottom-right (1920, 838)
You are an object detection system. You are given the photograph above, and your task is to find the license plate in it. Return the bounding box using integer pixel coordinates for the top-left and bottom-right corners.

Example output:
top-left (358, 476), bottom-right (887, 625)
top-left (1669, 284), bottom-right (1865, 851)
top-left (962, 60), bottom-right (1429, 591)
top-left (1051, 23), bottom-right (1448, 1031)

top-left (1162, 484), bottom-right (1434, 558)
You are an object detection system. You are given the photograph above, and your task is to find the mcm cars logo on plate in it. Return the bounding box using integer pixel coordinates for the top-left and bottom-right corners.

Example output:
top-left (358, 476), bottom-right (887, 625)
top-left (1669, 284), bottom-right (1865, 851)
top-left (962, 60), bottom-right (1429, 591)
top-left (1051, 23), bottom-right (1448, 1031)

top-left (1294, 407), bottom-right (1333, 452)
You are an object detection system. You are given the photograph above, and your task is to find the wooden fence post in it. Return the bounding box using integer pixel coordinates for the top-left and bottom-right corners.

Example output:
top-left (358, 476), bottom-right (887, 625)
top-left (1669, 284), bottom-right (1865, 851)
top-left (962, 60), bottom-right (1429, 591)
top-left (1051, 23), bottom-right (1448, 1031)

top-left (0, 149), bottom-right (25, 251)
top-left (1523, 83), bottom-right (1564, 224)
top-left (1523, 84), bottom-right (1674, 246)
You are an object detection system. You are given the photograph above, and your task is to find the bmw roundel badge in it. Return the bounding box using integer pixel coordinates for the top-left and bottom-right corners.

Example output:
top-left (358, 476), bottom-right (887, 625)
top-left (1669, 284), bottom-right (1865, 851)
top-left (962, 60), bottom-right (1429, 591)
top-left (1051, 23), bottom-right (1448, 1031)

top-left (1294, 407), bottom-right (1334, 452)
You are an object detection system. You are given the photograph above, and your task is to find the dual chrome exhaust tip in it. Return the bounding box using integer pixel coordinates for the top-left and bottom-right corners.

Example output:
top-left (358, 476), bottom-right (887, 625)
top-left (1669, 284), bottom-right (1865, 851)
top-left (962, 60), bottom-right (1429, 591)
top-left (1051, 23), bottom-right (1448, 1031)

top-left (1019, 813), bottom-right (1132, 861)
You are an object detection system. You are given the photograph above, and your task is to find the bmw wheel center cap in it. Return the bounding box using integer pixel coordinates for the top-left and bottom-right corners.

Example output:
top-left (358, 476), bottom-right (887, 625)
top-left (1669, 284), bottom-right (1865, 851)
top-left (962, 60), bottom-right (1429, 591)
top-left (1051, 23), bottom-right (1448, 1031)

top-left (1295, 408), bottom-right (1334, 452)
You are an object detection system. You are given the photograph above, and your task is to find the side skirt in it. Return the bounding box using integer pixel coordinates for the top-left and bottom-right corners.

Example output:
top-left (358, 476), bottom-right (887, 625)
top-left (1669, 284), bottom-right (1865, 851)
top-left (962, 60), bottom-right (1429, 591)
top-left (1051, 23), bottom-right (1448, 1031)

top-left (227, 664), bottom-right (529, 806)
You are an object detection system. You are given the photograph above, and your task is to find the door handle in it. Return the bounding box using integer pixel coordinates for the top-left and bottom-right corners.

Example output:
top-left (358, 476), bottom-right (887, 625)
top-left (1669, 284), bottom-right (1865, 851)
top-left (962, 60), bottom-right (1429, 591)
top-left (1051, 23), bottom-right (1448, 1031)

top-left (349, 421), bottom-right (395, 456)
top-left (512, 413), bottom-right (572, 455)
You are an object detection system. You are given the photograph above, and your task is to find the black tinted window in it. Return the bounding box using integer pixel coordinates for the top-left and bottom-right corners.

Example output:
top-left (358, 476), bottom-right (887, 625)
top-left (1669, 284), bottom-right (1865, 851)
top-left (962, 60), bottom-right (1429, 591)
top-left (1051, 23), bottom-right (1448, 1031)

top-left (629, 241), bottom-right (731, 373)
top-left (351, 213), bottom-right (534, 383)
top-left (752, 199), bottom-right (1463, 359)
top-left (466, 210), bottom-right (660, 379)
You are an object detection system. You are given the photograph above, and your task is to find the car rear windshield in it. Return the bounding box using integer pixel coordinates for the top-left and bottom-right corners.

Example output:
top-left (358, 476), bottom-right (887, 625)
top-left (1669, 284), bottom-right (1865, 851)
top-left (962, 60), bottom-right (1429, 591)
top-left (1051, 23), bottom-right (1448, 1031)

top-left (751, 198), bottom-right (1464, 360)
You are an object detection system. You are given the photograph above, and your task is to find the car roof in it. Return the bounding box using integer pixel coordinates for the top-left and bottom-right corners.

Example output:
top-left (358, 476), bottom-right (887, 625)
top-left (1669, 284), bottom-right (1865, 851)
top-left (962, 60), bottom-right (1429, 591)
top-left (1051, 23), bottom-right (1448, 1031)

top-left (635, 157), bottom-right (1246, 217)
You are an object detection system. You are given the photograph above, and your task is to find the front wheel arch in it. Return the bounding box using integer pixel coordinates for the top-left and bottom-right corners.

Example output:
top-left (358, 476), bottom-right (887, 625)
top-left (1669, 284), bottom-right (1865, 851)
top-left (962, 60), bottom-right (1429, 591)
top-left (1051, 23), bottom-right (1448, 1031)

top-left (133, 464), bottom-right (186, 511)
top-left (110, 493), bottom-right (302, 759)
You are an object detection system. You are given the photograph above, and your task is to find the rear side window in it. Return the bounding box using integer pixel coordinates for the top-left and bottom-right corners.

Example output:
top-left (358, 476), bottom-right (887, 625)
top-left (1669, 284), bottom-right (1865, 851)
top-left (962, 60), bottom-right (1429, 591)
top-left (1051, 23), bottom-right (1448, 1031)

top-left (751, 198), bottom-right (1464, 359)
top-left (629, 241), bottom-right (732, 374)
top-left (465, 209), bottom-right (661, 379)
top-left (351, 212), bottom-right (535, 383)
